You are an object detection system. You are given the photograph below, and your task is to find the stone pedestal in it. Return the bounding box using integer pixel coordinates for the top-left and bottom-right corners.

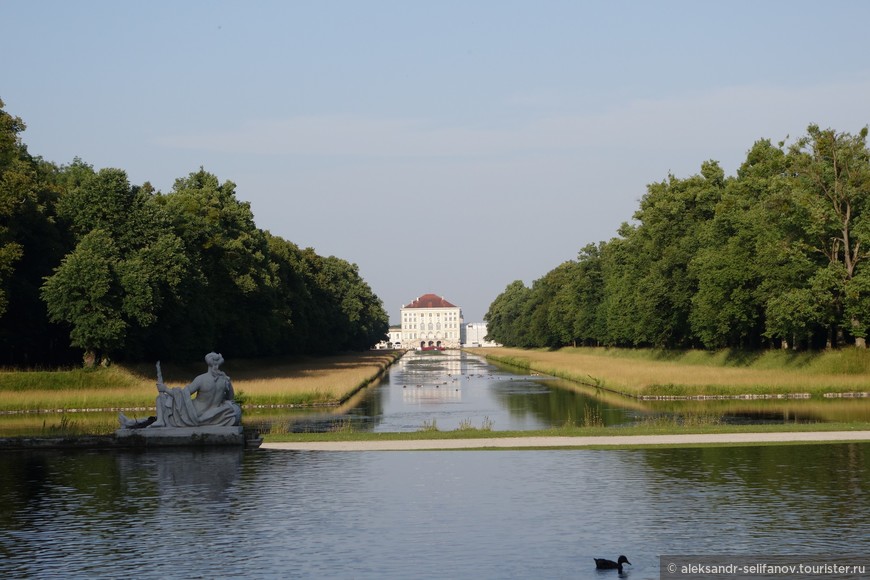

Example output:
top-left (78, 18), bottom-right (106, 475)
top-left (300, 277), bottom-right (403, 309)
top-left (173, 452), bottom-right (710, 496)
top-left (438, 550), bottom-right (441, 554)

top-left (115, 426), bottom-right (245, 447)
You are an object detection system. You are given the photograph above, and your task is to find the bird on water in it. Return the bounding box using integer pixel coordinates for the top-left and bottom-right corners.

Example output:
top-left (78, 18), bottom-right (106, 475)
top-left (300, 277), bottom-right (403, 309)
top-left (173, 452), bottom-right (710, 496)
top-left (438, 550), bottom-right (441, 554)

top-left (594, 555), bottom-right (631, 572)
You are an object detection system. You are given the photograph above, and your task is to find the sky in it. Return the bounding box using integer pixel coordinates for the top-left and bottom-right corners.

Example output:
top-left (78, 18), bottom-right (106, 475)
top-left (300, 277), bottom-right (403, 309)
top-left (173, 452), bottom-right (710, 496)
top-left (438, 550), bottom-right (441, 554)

top-left (4, 1), bottom-right (870, 324)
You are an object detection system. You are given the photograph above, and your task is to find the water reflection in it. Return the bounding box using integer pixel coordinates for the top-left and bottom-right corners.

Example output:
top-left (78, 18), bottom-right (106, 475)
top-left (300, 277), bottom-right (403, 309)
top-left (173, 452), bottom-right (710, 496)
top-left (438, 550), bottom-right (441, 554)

top-left (0, 443), bottom-right (867, 578)
top-left (266, 350), bottom-right (870, 433)
top-left (0, 449), bottom-right (246, 577)
top-left (641, 396), bottom-right (870, 424)
top-left (633, 443), bottom-right (869, 558)
top-left (116, 448), bottom-right (242, 500)
top-left (279, 350), bottom-right (639, 432)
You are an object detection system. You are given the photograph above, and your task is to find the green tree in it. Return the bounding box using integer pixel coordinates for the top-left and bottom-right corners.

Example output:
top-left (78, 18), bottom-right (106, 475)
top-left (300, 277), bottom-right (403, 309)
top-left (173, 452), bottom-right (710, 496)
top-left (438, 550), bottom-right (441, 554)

top-left (0, 101), bottom-right (77, 364)
top-left (42, 168), bottom-right (189, 365)
top-left (543, 261), bottom-right (582, 347)
top-left (41, 229), bottom-right (126, 363)
top-left (690, 139), bottom-right (788, 348)
top-left (1, 98), bottom-right (392, 363)
top-left (599, 224), bottom-right (643, 346)
top-left (483, 125), bottom-right (870, 353)
top-left (564, 242), bottom-right (606, 346)
top-left (845, 268), bottom-right (870, 343)
top-left (298, 251), bottom-right (388, 352)
top-left (527, 261), bottom-right (580, 348)
top-left (155, 169), bottom-right (275, 358)
top-left (484, 280), bottom-right (534, 347)
top-left (0, 100), bottom-right (29, 316)
top-left (600, 162), bottom-right (726, 348)
top-left (784, 125), bottom-right (870, 346)
top-left (263, 233), bottom-right (316, 354)
top-left (764, 287), bottom-right (825, 348)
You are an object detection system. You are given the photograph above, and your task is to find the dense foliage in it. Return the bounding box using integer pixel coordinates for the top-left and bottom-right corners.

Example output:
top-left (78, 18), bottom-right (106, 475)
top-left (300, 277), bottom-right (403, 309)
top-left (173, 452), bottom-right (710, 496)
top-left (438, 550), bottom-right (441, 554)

top-left (0, 100), bottom-right (388, 366)
top-left (486, 125), bottom-right (870, 351)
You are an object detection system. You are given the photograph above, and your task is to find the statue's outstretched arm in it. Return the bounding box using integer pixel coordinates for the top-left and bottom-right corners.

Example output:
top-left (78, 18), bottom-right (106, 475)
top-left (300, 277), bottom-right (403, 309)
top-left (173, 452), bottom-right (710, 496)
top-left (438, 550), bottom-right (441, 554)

top-left (156, 361), bottom-right (168, 393)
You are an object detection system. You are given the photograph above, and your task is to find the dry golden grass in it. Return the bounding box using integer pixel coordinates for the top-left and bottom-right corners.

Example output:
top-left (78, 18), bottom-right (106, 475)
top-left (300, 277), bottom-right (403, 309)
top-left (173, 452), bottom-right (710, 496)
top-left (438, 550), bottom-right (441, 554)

top-left (0, 351), bottom-right (400, 412)
top-left (228, 352), bottom-right (398, 405)
top-left (119, 351), bottom-right (400, 407)
top-left (471, 347), bottom-right (870, 397)
top-left (0, 388), bottom-right (150, 412)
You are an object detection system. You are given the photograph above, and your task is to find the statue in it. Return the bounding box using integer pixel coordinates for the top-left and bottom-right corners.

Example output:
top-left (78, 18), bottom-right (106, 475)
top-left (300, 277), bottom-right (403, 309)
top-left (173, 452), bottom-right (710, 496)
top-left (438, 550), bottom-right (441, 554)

top-left (119, 352), bottom-right (242, 429)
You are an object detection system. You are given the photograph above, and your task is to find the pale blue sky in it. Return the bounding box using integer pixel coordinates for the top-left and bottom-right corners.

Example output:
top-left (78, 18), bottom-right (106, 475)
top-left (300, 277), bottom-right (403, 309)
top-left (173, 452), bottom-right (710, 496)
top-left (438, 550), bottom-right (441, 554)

top-left (4, 1), bottom-right (870, 323)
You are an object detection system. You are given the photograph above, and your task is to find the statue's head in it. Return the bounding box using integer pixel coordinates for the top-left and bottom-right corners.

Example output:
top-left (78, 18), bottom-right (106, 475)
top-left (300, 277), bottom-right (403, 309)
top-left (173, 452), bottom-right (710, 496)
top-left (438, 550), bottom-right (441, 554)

top-left (205, 352), bottom-right (224, 367)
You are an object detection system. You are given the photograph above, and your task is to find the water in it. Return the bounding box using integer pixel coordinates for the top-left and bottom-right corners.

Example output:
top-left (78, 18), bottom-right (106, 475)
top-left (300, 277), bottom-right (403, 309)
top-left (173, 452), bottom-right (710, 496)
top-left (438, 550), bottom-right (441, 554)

top-left (268, 350), bottom-right (870, 433)
top-left (2, 351), bottom-right (869, 578)
top-left (268, 349), bottom-right (638, 433)
top-left (0, 444), bottom-right (867, 579)
top-left (347, 349), bottom-right (637, 431)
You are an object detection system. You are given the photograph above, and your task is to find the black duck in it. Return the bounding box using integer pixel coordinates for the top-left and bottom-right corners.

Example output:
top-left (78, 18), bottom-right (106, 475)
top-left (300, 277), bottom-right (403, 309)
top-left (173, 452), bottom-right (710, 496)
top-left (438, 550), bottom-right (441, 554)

top-left (594, 555), bottom-right (631, 572)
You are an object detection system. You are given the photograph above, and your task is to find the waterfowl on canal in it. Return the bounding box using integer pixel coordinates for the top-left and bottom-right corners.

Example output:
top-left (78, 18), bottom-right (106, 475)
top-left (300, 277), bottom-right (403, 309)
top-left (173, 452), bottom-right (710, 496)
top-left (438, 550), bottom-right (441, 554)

top-left (594, 555), bottom-right (631, 572)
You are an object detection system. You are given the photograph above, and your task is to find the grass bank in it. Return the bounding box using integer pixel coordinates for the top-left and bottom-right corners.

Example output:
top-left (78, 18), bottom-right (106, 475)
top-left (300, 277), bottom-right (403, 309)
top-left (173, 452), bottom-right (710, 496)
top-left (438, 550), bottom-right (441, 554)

top-left (466, 347), bottom-right (870, 398)
top-left (262, 420), bottom-right (870, 444)
top-left (0, 351), bottom-right (401, 414)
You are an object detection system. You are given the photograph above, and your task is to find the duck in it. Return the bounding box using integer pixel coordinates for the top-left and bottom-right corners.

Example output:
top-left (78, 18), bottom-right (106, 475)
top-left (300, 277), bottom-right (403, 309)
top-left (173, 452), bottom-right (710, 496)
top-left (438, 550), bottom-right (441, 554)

top-left (594, 555), bottom-right (631, 572)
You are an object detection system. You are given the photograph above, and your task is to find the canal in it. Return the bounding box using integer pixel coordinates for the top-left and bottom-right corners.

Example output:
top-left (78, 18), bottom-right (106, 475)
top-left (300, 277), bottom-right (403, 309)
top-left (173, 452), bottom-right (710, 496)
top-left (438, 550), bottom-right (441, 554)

top-left (2, 349), bottom-right (869, 578)
top-left (0, 443), bottom-right (867, 578)
top-left (254, 349), bottom-right (870, 434)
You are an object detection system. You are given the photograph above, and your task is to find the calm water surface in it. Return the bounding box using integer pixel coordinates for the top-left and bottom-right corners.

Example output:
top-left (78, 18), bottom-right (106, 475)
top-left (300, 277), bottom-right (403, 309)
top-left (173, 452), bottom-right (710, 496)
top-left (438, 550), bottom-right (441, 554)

top-left (0, 443), bottom-right (867, 579)
top-left (267, 350), bottom-right (870, 433)
top-left (347, 349), bottom-right (636, 431)
top-left (2, 350), bottom-right (869, 579)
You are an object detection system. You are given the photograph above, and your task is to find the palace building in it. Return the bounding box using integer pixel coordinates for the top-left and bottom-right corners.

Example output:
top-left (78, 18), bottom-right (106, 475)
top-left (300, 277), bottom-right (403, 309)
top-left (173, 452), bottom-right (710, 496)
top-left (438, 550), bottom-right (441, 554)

top-left (400, 293), bottom-right (463, 350)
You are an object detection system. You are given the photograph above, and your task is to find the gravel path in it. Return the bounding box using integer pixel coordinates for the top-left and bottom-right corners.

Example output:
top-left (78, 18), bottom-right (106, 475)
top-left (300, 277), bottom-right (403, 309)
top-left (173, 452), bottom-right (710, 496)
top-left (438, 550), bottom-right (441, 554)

top-left (260, 430), bottom-right (870, 451)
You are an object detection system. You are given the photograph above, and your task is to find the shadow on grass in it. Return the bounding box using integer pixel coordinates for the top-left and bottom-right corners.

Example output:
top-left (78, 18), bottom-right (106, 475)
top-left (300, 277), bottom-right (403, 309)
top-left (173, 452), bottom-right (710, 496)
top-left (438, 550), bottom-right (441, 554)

top-left (125, 351), bottom-right (402, 384)
top-left (634, 348), bottom-right (824, 370)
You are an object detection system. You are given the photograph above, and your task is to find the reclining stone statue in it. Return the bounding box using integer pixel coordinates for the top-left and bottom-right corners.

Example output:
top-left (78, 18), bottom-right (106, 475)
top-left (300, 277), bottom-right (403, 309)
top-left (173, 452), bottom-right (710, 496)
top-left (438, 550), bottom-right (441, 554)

top-left (119, 352), bottom-right (242, 429)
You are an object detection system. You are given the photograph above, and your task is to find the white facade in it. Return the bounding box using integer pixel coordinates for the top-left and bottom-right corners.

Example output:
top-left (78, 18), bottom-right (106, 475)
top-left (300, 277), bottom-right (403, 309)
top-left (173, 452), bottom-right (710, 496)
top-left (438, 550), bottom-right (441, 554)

top-left (374, 326), bottom-right (403, 349)
top-left (461, 322), bottom-right (500, 347)
top-left (400, 294), bottom-right (463, 349)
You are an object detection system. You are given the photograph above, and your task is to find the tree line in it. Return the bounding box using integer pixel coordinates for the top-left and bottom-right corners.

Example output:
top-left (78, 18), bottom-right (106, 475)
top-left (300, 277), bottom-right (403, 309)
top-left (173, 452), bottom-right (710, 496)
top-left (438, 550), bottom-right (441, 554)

top-left (485, 124), bottom-right (870, 351)
top-left (0, 100), bottom-right (389, 366)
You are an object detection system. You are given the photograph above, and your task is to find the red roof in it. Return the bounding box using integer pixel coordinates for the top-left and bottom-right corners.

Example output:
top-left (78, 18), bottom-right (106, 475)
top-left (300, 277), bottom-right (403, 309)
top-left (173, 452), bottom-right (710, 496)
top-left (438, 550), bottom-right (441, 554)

top-left (404, 294), bottom-right (457, 309)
